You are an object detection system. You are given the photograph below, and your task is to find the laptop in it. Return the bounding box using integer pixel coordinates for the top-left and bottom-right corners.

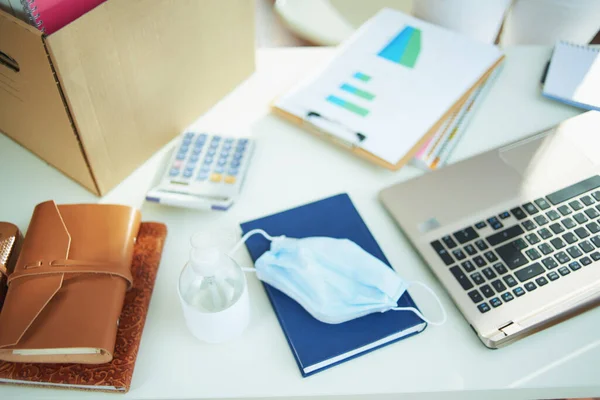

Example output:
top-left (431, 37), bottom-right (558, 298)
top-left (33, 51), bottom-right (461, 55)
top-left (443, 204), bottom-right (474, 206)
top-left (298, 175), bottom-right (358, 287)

top-left (380, 111), bottom-right (600, 348)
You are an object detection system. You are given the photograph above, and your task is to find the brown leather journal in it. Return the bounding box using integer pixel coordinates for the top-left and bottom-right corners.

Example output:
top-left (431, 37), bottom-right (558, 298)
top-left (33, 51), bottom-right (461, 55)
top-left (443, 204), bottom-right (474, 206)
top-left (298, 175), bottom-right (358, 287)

top-left (0, 222), bottom-right (167, 392)
top-left (0, 200), bottom-right (141, 364)
top-left (0, 223), bottom-right (22, 310)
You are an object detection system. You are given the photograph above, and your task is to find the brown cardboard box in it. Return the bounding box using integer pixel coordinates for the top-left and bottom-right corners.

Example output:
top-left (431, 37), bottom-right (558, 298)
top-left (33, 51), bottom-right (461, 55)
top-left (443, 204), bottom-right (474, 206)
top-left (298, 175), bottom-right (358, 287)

top-left (0, 0), bottom-right (255, 195)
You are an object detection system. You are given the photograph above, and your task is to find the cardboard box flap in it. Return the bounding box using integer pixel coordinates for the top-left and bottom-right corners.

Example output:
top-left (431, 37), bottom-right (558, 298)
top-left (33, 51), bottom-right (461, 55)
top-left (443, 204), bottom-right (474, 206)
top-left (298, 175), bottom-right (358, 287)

top-left (0, 11), bottom-right (98, 194)
top-left (46, 0), bottom-right (256, 194)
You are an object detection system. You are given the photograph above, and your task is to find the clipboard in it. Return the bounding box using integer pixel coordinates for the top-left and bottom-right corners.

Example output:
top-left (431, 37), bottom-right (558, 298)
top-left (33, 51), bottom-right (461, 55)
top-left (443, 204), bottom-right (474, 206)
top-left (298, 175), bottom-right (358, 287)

top-left (271, 56), bottom-right (504, 171)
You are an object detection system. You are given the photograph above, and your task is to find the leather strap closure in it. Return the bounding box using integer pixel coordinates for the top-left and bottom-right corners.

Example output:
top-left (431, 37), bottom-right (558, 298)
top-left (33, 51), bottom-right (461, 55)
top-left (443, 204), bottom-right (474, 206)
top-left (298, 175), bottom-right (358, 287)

top-left (8, 259), bottom-right (133, 290)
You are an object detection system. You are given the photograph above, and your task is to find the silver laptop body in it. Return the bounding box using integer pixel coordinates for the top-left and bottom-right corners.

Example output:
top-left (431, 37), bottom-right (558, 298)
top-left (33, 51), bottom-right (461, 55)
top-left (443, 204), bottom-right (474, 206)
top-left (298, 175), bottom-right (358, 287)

top-left (380, 111), bottom-right (600, 348)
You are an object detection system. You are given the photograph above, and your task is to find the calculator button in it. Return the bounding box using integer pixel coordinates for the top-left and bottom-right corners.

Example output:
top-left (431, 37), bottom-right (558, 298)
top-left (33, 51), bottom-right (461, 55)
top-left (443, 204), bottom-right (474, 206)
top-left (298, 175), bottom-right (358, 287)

top-left (224, 138), bottom-right (234, 144)
top-left (185, 166), bottom-right (195, 173)
top-left (499, 211), bottom-right (511, 219)
top-left (238, 138), bottom-right (249, 145)
top-left (217, 159), bottom-right (227, 166)
top-left (173, 160), bottom-right (183, 168)
top-left (523, 202), bottom-right (539, 215)
top-left (231, 160), bottom-right (241, 168)
top-left (184, 132), bottom-right (194, 139)
top-left (207, 150), bottom-right (216, 157)
top-left (210, 142), bottom-right (218, 149)
top-left (225, 176), bottom-right (236, 184)
top-left (210, 173), bottom-right (222, 182)
top-left (212, 135), bottom-right (222, 142)
top-left (201, 165), bottom-right (210, 173)
top-left (581, 195), bottom-right (595, 206)
top-left (558, 205), bottom-right (572, 215)
top-left (220, 151), bottom-right (230, 158)
top-left (228, 168), bottom-right (239, 176)
top-left (487, 217), bottom-right (503, 230)
top-left (176, 153), bottom-right (186, 160)
top-left (214, 166), bottom-right (224, 174)
top-left (222, 144), bottom-right (232, 151)
top-left (233, 152), bottom-right (244, 160)
top-left (190, 155), bottom-right (199, 162)
top-left (534, 198), bottom-right (551, 210)
top-left (180, 145), bottom-right (189, 153)
top-left (169, 168), bottom-right (180, 177)
top-left (183, 170), bottom-right (194, 178)
top-left (192, 148), bottom-right (202, 156)
top-left (204, 157), bottom-right (214, 165)
top-left (196, 173), bottom-right (208, 181)
top-left (511, 207), bottom-right (527, 220)
top-left (533, 215), bottom-right (549, 226)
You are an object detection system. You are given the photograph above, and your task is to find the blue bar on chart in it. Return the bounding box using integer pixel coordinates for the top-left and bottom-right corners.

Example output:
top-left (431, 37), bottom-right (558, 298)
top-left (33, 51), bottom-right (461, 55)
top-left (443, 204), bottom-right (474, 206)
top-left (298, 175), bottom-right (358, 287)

top-left (353, 72), bottom-right (372, 82)
top-left (326, 95), bottom-right (369, 117)
top-left (340, 84), bottom-right (375, 100)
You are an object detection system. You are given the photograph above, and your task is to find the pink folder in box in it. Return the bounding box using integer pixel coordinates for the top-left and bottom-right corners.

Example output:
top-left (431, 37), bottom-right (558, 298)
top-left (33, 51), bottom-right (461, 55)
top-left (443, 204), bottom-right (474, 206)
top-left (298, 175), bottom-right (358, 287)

top-left (22, 0), bottom-right (106, 35)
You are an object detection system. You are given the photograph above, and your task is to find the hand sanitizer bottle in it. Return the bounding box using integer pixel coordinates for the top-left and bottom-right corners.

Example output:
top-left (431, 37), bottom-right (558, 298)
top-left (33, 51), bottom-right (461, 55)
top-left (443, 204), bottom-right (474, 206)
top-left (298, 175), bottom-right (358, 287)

top-left (177, 231), bottom-right (250, 343)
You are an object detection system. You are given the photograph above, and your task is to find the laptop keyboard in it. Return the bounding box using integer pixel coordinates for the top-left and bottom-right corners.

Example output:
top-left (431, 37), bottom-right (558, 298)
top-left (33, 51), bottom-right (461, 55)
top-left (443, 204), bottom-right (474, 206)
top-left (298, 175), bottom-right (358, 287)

top-left (430, 175), bottom-right (600, 314)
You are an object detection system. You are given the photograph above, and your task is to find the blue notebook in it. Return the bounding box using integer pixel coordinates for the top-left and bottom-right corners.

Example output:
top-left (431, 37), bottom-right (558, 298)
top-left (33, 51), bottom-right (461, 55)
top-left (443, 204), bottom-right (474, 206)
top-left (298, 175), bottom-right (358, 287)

top-left (542, 42), bottom-right (600, 111)
top-left (240, 193), bottom-right (427, 377)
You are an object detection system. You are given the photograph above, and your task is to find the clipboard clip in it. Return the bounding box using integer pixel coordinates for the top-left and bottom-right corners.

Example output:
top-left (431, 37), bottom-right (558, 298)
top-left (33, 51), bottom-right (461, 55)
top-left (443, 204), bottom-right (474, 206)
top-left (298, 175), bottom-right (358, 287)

top-left (305, 111), bottom-right (366, 149)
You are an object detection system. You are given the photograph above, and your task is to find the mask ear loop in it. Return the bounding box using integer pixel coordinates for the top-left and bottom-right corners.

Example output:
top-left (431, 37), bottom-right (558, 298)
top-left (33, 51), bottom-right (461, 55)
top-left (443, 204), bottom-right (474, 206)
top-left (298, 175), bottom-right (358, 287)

top-left (392, 281), bottom-right (448, 326)
top-left (228, 229), bottom-right (283, 272)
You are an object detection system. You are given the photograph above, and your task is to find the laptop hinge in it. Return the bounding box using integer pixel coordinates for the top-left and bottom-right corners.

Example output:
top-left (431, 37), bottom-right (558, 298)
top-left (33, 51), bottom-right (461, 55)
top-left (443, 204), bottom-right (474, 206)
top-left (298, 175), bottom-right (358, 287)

top-left (498, 321), bottom-right (522, 337)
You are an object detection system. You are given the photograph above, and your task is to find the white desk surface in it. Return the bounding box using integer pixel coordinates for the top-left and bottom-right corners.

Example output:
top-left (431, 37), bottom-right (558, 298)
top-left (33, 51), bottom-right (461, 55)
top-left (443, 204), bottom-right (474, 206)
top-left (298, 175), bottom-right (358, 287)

top-left (0, 47), bottom-right (597, 400)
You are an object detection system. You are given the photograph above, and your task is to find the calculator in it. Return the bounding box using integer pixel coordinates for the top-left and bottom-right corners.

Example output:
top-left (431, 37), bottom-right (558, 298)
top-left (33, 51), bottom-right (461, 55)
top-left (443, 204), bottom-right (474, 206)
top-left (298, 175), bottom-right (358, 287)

top-left (146, 132), bottom-right (255, 210)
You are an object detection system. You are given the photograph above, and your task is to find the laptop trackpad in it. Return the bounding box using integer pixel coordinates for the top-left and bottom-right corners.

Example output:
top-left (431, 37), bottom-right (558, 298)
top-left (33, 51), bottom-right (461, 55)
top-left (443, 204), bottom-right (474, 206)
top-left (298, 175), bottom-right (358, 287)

top-left (499, 132), bottom-right (593, 191)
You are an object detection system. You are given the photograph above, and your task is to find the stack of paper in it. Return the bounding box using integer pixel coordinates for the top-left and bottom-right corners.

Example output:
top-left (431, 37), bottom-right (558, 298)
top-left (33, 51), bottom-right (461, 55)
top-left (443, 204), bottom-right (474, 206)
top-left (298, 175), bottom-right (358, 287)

top-left (411, 67), bottom-right (501, 170)
top-left (272, 8), bottom-right (504, 171)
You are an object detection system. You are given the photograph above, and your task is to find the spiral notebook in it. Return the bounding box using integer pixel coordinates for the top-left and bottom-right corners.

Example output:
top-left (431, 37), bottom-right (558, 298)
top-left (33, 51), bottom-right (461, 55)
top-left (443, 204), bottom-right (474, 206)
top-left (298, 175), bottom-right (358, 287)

top-left (542, 42), bottom-right (600, 111)
top-left (20, 0), bottom-right (106, 34)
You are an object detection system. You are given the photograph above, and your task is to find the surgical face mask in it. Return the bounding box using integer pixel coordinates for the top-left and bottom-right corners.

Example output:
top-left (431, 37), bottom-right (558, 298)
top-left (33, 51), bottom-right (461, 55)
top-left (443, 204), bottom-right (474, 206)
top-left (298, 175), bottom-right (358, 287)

top-left (229, 229), bottom-right (446, 325)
